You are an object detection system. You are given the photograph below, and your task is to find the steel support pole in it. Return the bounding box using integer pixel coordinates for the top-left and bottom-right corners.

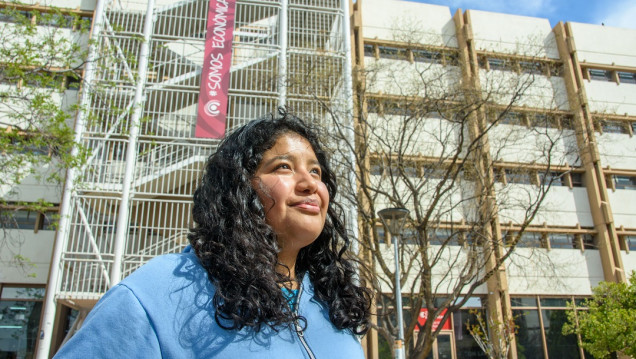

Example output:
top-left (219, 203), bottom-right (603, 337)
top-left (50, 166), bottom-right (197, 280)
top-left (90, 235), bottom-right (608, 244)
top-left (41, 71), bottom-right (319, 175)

top-left (394, 234), bottom-right (406, 359)
top-left (341, 0), bottom-right (359, 254)
top-left (110, 0), bottom-right (155, 285)
top-left (35, 0), bottom-right (110, 356)
top-left (278, 0), bottom-right (288, 107)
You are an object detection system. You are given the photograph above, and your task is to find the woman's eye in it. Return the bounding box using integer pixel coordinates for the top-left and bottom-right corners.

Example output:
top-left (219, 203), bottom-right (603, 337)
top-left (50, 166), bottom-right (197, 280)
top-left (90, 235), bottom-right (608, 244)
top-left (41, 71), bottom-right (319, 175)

top-left (310, 168), bottom-right (322, 177)
top-left (275, 164), bottom-right (291, 171)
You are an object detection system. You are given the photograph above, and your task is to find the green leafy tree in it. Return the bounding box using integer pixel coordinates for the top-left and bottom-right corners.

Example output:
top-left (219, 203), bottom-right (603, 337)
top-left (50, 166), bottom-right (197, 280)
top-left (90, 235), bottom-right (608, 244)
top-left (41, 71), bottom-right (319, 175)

top-left (564, 272), bottom-right (636, 359)
top-left (0, 2), bottom-right (90, 269)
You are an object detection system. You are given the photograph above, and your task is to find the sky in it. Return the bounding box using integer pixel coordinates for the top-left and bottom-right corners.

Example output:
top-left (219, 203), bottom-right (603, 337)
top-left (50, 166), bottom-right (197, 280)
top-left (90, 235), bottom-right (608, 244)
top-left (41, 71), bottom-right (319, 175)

top-left (412, 0), bottom-right (636, 30)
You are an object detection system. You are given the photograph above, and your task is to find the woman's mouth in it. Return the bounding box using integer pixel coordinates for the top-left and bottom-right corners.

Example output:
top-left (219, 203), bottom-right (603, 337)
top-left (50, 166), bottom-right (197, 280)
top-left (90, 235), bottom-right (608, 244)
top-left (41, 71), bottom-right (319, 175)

top-left (292, 199), bottom-right (321, 213)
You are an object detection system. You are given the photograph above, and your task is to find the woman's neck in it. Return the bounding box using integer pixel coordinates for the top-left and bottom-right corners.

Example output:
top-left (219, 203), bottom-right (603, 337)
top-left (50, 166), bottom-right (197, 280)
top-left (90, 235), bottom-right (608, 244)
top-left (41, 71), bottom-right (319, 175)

top-left (276, 251), bottom-right (299, 289)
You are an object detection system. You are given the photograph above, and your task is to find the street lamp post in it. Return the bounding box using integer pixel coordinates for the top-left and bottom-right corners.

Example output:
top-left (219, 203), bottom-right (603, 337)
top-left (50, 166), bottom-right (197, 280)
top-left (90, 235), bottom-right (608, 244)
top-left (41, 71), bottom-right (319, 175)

top-left (378, 207), bottom-right (410, 359)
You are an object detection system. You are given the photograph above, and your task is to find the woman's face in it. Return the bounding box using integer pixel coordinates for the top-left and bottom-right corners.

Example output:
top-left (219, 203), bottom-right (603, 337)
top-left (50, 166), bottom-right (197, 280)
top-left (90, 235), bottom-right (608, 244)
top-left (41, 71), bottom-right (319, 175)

top-left (252, 133), bottom-right (330, 256)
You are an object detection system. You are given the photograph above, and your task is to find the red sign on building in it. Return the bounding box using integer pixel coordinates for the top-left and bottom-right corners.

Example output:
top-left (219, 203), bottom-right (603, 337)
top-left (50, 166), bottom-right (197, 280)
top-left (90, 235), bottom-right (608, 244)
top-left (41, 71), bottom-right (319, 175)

top-left (414, 308), bottom-right (452, 332)
top-left (195, 0), bottom-right (236, 139)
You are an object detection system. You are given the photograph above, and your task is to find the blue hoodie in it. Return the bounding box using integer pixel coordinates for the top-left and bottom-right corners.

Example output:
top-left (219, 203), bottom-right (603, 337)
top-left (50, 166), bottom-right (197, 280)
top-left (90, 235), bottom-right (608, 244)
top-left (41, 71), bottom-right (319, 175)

top-left (54, 248), bottom-right (365, 358)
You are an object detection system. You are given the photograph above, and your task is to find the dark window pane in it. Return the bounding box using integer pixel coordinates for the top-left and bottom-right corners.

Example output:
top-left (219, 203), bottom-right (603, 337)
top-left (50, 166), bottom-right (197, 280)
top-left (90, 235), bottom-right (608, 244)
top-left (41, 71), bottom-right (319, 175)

top-left (541, 309), bottom-right (580, 359)
top-left (539, 172), bottom-right (563, 186)
top-left (513, 309), bottom-right (545, 359)
top-left (549, 234), bottom-right (575, 249)
top-left (378, 46), bottom-right (404, 60)
top-left (602, 121), bottom-right (627, 134)
top-left (574, 298), bottom-right (587, 307)
top-left (402, 229), bottom-right (419, 245)
top-left (520, 61), bottom-right (542, 74)
top-left (1, 287), bottom-right (45, 300)
top-left (413, 49), bottom-right (441, 63)
top-left (437, 334), bottom-right (453, 359)
top-left (617, 71), bottom-right (636, 84)
top-left (505, 170), bottom-right (532, 184)
top-left (539, 298), bottom-right (569, 307)
top-left (13, 210), bottom-right (38, 230)
top-left (499, 111), bottom-right (523, 125)
top-left (614, 176), bottom-right (636, 190)
top-left (517, 232), bottom-right (542, 248)
top-left (582, 234), bottom-right (596, 249)
top-left (589, 69), bottom-right (611, 81)
top-left (376, 227), bottom-right (386, 244)
top-left (0, 287), bottom-right (44, 359)
top-left (488, 58), bottom-right (507, 70)
top-left (429, 229), bottom-right (461, 246)
top-left (570, 173), bottom-right (583, 187)
top-left (364, 44), bottom-right (375, 57)
top-left (42, 213), bottom-right (55, 230)
top-left (511, 297), bottom-right (537, 307)
top-left (453, 310), bottom-right (488, 359)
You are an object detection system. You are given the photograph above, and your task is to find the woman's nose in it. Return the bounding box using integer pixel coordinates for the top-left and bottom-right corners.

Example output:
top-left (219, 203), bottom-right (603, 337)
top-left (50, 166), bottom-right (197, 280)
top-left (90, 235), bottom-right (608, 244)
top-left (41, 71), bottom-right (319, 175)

top-left (296, 169), bottom-right (318, 193)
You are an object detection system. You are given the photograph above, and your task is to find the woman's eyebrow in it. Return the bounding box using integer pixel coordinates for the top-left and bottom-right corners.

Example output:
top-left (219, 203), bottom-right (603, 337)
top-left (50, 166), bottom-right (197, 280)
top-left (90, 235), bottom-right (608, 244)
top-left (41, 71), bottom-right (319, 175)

top-left (260, 154), bottom-right (293, 167)
top-left (261, 155), bottom-right (320, 168)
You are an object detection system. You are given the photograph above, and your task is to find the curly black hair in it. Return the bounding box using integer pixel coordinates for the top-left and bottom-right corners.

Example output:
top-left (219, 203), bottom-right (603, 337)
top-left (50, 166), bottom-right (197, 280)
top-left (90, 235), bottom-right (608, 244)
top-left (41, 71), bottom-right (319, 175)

top-left (188, 110), bottom-right (371, 334)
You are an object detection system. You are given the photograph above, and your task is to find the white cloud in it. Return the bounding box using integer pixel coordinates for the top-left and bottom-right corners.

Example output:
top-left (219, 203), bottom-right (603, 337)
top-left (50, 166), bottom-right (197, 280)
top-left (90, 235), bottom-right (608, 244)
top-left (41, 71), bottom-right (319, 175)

top-left (600, 0), bottom-right (636, 29)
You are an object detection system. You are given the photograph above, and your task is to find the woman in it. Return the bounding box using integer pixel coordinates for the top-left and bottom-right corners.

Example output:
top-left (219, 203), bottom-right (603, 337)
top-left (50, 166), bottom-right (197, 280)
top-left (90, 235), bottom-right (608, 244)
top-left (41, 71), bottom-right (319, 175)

top-left (55, 111), bottom-right (371, 358)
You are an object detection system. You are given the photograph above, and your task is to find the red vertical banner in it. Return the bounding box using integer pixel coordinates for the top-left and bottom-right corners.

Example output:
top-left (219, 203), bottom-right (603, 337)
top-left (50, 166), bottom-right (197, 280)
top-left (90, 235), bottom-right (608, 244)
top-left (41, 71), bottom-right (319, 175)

top-left (195, 0), bottom-right (236, 138)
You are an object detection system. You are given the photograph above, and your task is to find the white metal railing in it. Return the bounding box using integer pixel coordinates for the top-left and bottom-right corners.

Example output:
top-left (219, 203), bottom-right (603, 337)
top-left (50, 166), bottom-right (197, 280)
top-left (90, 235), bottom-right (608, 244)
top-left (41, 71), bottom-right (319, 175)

top-left (122, 229), bottom-right (189, 276)
top-left (50, 0), bottom-right (350, 332)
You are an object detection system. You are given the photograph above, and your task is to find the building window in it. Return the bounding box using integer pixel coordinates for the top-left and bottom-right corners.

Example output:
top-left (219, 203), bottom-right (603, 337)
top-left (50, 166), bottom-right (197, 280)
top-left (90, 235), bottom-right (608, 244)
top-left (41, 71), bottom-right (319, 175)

top-left (487, 58), bottom-right (508, 71)
top-left (548, 233), bottom-right (575, 249)
top-left (370, 163), bottom-right (383, 176)
top-left (452, 302), bottom-right (488, 359)
top-left (625, 235), bottom-right (636, 251)
top-left (614, 175), bottom-right (636, 190)
top-left (364, 44), bottom-right (375, 58)
top-left (569, 172), bottom-right (583, 187)
top-left (0, 286), bottom-right (45, 359)
top-left (412, 49), bottom-right (441, 64)
top-left (423, 167), bottom-right (447, 180)
top-left (519, 61), bottom-right (543, 75)
top-left (589, 69), bottom-right (611, 81)
top-left (5, 209), bottom-right (55, 231)
top-left (579, 234), bottom-right (596, 250)
top-left (539, 171), bottom-right (563, 187)
top-left (530, 113), bottom-right (550, 127)
top-left (512, 306), bottom-right (544, 358)
top-left (429, 228), bottom-right (461, 246)
top-left (517, 232), bottom-right (543, 247)
top-left (376, 227), bottom-right (386, 244)
top-left (601, 121), bottom-right (628, 134)
top-left (505, 169), bottom-right (532, 185)
top-left (497, 111), bottom-right (523, 125)
top-left (0, 9), bottom-right (30, 23)
top-left (512, 296), bottom-right (589, 359)
top-left (377, 46), bottom-right (404, 60)
top-left (12, 210), bottom-right (39, 230)
top-left (617, 71), bottom-right (636, 84)
top-left (505, 231), bottom-right (543, 248)
top-left (366, 97), bottom-right (380, 113)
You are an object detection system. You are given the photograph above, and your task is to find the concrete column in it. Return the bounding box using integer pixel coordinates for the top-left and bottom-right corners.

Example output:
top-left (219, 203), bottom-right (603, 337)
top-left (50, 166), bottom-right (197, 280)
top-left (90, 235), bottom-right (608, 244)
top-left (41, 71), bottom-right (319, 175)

top-left (553, 22), bottom-right (626, 283)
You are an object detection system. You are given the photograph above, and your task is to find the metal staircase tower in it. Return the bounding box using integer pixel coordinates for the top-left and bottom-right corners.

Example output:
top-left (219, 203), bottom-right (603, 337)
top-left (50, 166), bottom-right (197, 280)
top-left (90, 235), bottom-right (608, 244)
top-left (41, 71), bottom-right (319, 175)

top-left (37, 0), bottom-right (354, 356)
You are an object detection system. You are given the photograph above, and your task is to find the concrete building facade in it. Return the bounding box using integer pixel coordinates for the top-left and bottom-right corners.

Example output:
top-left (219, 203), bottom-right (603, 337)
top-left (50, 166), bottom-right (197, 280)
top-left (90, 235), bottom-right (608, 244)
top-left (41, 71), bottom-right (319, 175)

top-left (0, 0), bottom-right (634, 358)
top-left (352, 1), bottom-right (636, 358)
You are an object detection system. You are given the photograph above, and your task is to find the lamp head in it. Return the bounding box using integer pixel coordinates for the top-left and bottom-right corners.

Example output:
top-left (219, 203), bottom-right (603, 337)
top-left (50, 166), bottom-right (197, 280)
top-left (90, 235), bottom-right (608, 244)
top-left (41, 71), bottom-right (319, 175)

top-left (378, 207), bottom-right (409, 236)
